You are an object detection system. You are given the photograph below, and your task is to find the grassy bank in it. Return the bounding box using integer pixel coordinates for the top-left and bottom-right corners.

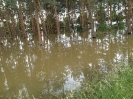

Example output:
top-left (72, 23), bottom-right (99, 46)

top-left (65, 64), bottom-right (133, 99)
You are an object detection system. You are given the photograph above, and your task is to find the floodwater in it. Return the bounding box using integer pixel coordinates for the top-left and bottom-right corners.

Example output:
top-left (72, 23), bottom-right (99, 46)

top-left (0, 30), bottom-right (133, 99)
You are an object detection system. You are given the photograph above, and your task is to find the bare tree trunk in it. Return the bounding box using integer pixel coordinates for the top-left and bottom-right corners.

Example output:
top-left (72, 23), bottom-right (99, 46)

top-left (18, 3), bottom-right (27, 38)
top-left (66, 0), bottom-right (70, 31)
top-left (11, 13), bottom-right (16, 37)
top-left (29, 5), bottom-right (36, 34)
top-left (132, 13), bottom-right (133, 29)
top-left (31, 16), bottom-right (36, 34)
top-left (73, 9), bottom-right (77, 32)
top-left (109, 3), bottom-right (112, 28)
top-left (127, 0), bottom-right (132, 34)
top-left (54, 0), bottom-right (60, 37)
top-left (81, 0), bottom-right (84, 30)
top-left (33, 0), bottom-right (42, 44)
top-left (38, 0), bottom-right (48, 39)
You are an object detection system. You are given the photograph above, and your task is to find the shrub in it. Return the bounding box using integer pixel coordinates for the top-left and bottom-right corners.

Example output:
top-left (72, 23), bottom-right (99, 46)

top-left (118, 22), bottom-right (125, 30)
top-left (76, 24), bottom-right (82, 32)
top-left (98, 23), bottom-right (108, 32)
top-left (65, 63), bottom-right (133, 99)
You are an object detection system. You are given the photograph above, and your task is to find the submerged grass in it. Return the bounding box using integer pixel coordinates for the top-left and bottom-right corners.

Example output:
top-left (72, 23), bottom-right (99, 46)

top-left (65, 64), bottom-right (133, 99)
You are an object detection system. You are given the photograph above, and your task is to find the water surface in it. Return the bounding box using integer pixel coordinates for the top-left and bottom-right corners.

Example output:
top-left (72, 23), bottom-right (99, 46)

top-left (0, 31), bottom-right (133, 98)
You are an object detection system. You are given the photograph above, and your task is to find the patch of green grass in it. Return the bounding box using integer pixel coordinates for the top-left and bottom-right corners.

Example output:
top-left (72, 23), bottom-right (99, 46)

top-left (65, 65), bottom-right (133, 99)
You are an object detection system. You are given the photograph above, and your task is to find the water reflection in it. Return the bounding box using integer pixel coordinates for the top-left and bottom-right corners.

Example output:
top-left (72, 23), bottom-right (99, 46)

top-left (0, 31), bottom-right (133, 98)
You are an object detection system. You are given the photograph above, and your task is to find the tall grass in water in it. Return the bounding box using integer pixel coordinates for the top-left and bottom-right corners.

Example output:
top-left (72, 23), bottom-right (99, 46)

top-left (65, 64), bottom-right (133, 99)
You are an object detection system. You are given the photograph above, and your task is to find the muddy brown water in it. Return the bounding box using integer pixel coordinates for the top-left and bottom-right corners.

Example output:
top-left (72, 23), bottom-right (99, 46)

top-left (0, 31), bottom-right (133, 98)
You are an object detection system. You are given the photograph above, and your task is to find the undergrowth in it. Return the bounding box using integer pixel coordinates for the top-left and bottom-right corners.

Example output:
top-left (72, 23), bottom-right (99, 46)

top-left (65, 64), bottom-right (133, 99)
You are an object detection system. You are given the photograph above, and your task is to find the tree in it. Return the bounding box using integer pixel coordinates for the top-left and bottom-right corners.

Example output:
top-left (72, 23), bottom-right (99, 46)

top-left (38, 0), bottom-right (48, 39)
top-left (33, 0), bottom-right (42, 44)
top-left (127, 0), bottom-right (132, 34)
top-left (18, 0), bottom-right (27, 38)
top-left (1, 0), bottom-right (16, 38)
top-left (54, 0), bottom-right (61, 37)
top-left (87, 0), bottom-right (96, 38)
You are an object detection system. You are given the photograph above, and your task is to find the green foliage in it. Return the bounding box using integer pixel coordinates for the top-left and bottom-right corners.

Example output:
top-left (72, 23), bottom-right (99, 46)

top-left (4, 0), bottom-right (17, 8)
top-left (45, 13), bottom-right (56, 28)
top-left (98, 23), bottom-right (108, 32)
top-left (65, 64), bottom-right (133, 99)
top-left (96, 33), bottom-right (103, 38)
top-left (118, 22), bottom-right (125, 30)
top-left (95, 6), bottom-right (106, 24)
top-left (111, 24), bottom-right (118, 29)
top-left (76, 16), bottom-right (80, 24)
top-left (63, 17), bottom-right (69, 24)
top-left (0, 0), bottom-right (130, 39)
top-left (63, 17), bottom-right (70, 31)
top-left (111, 22), bottom-right (125, 30)
top-left (112, 11), bottom-right (124, 22)
top-left (60, 21), bottom-right (65, 29)
top-left (43, 0), bottom-right (57, 6)
top-left (118, 13), bottom-right (125, 21)
top-left (112, 11), bottom-right (118, 22)
top-left (76, 24), bottom-right (82, 32)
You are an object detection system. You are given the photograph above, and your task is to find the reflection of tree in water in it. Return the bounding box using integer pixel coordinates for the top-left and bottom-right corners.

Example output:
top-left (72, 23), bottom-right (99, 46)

top-left (0, 32), bottom-right (133, 98)
top-left (36, 44), bottom-right (67, 98)
top-left (36, 33), bottom-right (133, 98)
top-left (81, 33), bottom-right (133, 82)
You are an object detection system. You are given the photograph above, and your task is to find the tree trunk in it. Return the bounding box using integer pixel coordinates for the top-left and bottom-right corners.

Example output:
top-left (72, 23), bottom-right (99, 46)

top-left (132, 13), bottom-right (133, 29)
top-left (73, 9), bottom-right (77, 32)
top-left (81, 0), bottom-right (84, 30)
top-left (127, 0), bottom-right (132, 34)
top-left (18, 3), bottom-right (27, 38)
top-left (109, 3), bottom-right (112, 28)
top-left (2, 3), bottom-right (12, 38)
top-left (54, 0), bottom-right (60, 37)
top-left (31, 16), bottom-right (36, 34)
top-left (38, 0), bottom-right (48, 39)
top-left (87, 0), bottom-right (96, 38)
top-left (0, 11), bottom-right (6, 38)
top-left (4, 12), bottom-right (12, 38)
top-left (11, 13), bottom-right (16, 37)
top-left (66, 0), bottom-right (70, 31)
top-left (29, 5), bottom-right (36, 34)
top-left (33, 0), bottom-right (42, 44)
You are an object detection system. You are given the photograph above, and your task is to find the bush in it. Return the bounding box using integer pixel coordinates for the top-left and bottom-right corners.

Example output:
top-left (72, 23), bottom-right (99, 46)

top-left (111, 22), bottom-right (125, 30)
top-left (118, 22), bottom-right (125, 30)
top-left (60, 21), bottom-right (65, 29)
top-left (65, 64), bottom-right (133, 99)
top-left (76, 24), bottom-right (82, 32)
top-left (98, 23), bottom-right (108, 32)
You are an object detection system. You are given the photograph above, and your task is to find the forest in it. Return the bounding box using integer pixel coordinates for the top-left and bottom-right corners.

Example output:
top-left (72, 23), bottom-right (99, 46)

top-left (0, 0), bottom-right (132, 45)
